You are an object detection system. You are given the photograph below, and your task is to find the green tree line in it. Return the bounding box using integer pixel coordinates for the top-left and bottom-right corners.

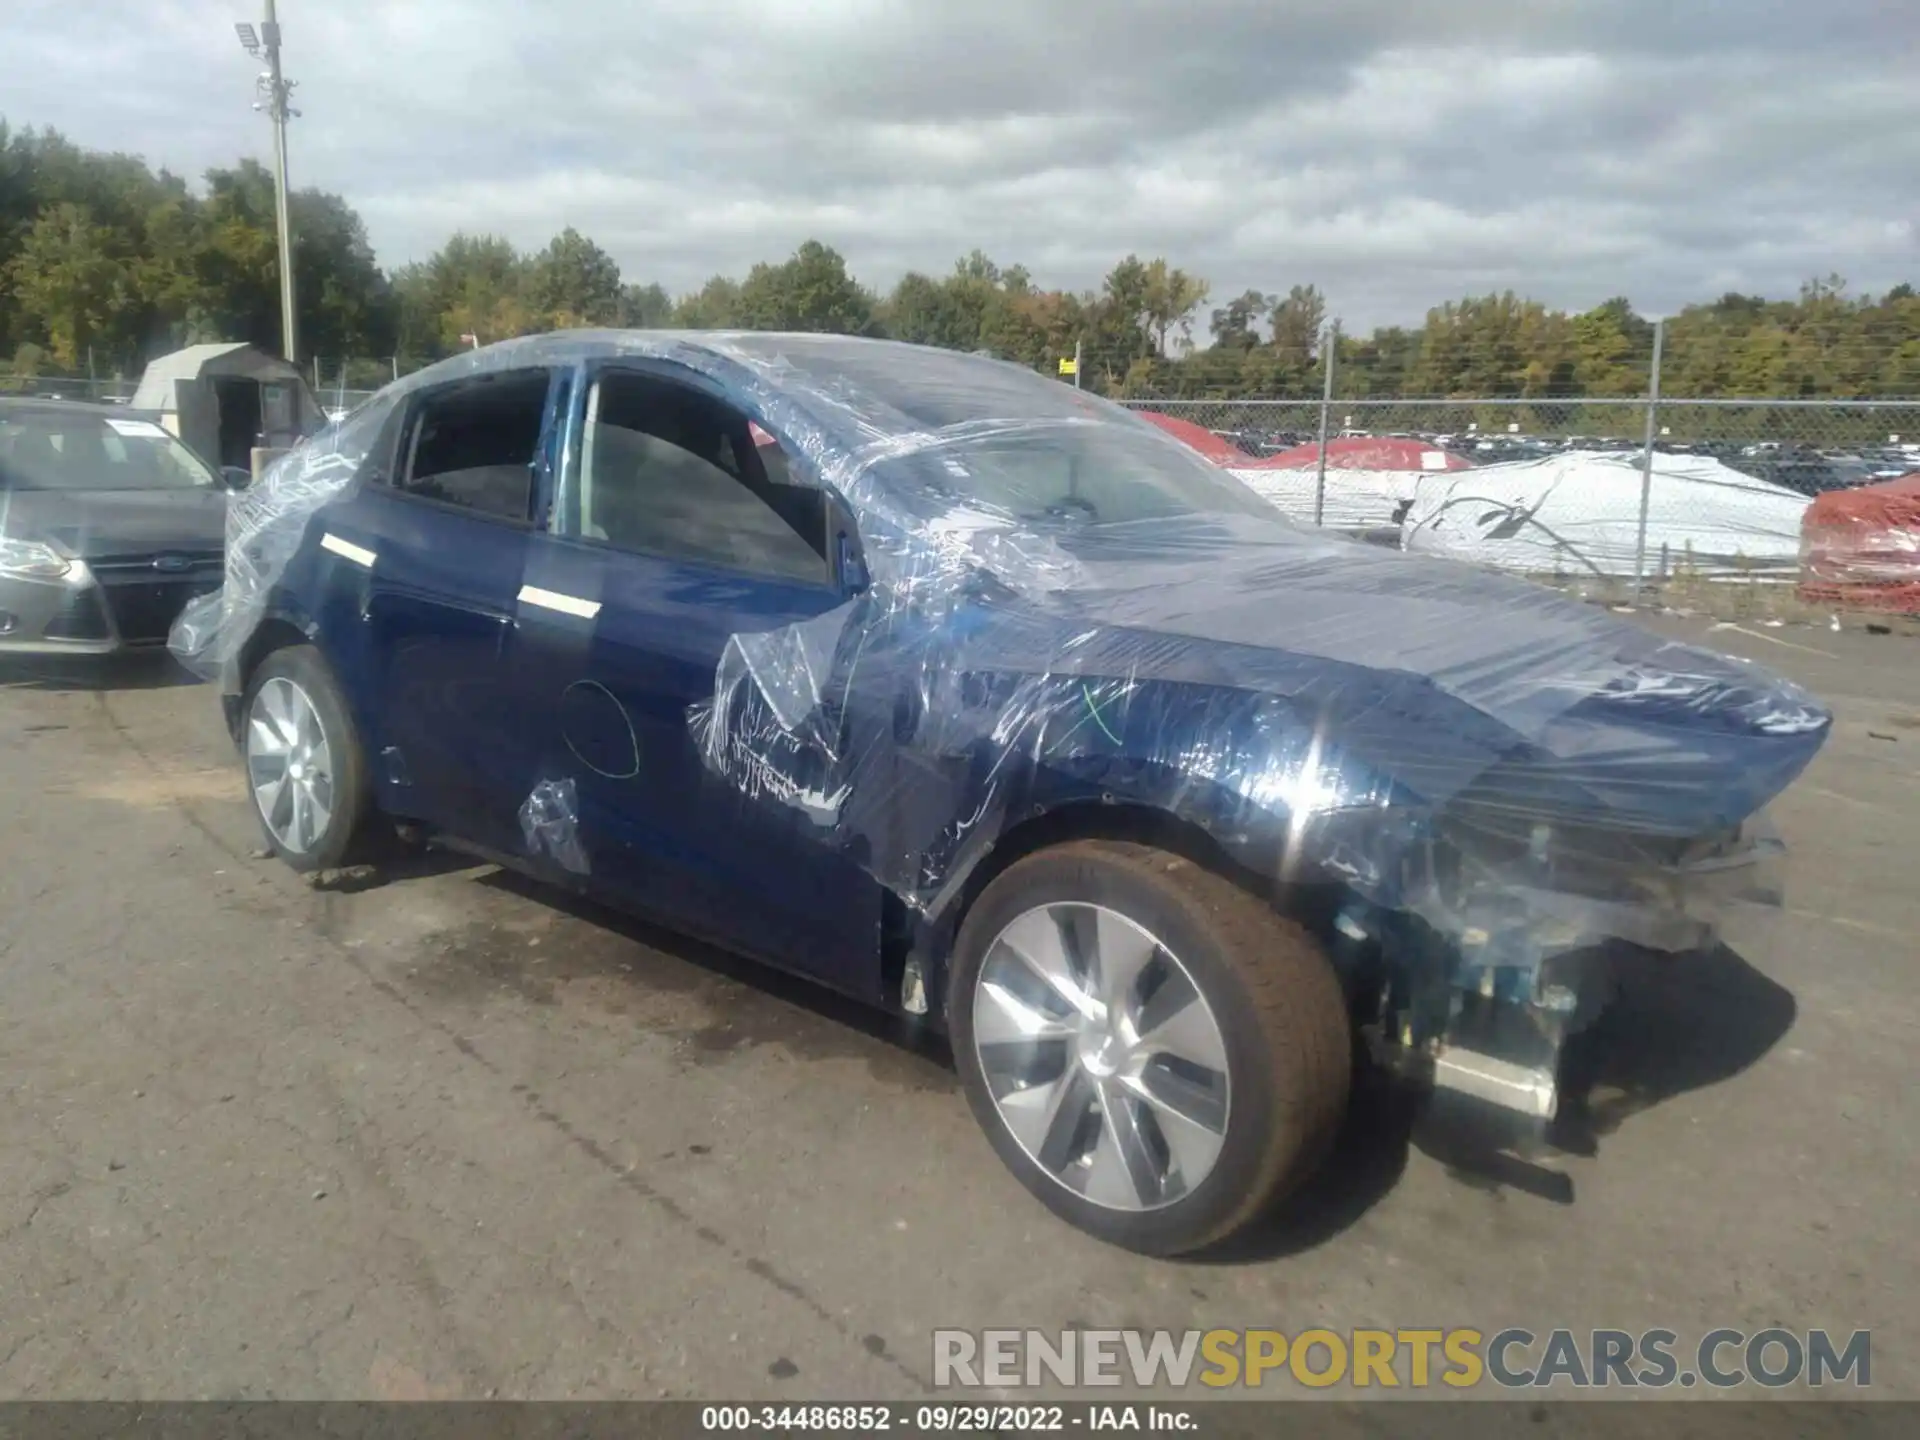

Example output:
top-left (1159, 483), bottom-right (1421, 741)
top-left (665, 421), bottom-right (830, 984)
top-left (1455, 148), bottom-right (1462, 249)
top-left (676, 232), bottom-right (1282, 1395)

top-left (5, 122), bottom-right (1917, 399)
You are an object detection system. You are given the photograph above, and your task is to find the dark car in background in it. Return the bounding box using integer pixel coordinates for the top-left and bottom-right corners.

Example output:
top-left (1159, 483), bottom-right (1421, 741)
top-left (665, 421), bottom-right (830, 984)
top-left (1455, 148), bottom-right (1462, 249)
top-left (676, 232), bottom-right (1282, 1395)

top-left (173, 333), bottom-right (1830, 1255)
top-left (1726, 445), bottom-right (1878, 497)
top-left (0, 399), bottom-right (230, 655)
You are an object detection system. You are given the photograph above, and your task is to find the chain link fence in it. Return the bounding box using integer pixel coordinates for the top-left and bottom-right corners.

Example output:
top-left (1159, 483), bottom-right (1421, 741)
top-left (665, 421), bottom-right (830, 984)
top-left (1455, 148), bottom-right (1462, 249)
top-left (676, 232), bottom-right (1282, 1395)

top-left (1, 356), bottom-right (425, 415)
top-left (9, 332), bottom-right (1918, 620)
top-left (0, 373), bottom-right (140, 404)
top-left (1109, 315), bottom-right (1920, 619)
top-left (1120, 393), bottom-right (1920, 618)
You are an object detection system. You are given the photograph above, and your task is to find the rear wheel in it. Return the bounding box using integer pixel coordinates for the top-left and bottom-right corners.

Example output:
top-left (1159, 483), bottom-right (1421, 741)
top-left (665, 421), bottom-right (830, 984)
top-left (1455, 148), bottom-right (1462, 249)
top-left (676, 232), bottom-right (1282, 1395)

top-left (950, 840), bottom-right (1351, 1256)
top-left (241, 644), bottom-right (372, 873)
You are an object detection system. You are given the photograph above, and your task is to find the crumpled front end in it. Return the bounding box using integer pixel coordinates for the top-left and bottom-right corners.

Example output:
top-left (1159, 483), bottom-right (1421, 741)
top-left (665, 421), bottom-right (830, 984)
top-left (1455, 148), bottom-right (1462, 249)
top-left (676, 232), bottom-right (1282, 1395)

top-left (703, 527), bottom-right (1830, 1144)
top-left (1334, 806), bottom-right (1789, 1127)
top-left (693, 559), bottom-right (1825, 1136)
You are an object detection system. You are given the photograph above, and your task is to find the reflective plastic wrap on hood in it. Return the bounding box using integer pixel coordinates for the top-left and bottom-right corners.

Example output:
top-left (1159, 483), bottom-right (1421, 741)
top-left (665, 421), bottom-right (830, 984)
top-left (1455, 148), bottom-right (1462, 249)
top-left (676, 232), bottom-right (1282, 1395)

top-left (692, 507), bottom-right (1829, 927)
top-left (661, 336), bottom-right (1830, 948)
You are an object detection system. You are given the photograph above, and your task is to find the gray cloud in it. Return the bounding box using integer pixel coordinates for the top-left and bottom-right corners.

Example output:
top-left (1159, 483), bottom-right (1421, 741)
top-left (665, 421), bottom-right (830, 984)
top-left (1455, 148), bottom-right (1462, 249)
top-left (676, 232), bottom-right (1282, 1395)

top-left (4, 0), bottom-right (1916, 328)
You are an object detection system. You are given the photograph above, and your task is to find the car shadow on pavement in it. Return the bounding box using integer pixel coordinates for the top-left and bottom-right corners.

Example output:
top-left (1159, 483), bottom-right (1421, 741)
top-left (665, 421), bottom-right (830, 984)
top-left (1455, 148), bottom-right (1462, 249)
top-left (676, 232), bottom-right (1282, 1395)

top-left (1190, 1068), bottom-right (1421, 1265)
top-left (1197, 942), bottom-right (1797, 1265)
top-left (393, 850), bottom-right (1799, 1264)
top-left (0, 651), bottom-right (199, 692)
top-left (472, 866), bottom-right (957, 1080)
top-left (1548, 941), bottom-right (1798, 1152)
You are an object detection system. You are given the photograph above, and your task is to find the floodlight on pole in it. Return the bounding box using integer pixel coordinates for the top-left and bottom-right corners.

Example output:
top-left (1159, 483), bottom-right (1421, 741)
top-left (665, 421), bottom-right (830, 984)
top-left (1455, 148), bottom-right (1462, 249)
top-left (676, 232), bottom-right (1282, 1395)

top-left (237, 2), bottom-right (300, 364)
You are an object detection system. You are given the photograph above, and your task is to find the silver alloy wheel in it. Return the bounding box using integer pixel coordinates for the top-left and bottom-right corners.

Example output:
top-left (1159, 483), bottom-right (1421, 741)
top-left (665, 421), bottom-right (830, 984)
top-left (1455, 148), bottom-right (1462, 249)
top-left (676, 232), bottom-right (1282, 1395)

top-left (246, 676), bottom-right (335, 856)
top-left (973, 902), bottom-right (1232, 1212)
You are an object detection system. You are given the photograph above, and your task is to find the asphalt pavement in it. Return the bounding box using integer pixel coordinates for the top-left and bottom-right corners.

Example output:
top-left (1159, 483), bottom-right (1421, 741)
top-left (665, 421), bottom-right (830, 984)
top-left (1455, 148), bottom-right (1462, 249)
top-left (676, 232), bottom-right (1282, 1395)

top-left (1, 615), bottom-right (1915, 1402)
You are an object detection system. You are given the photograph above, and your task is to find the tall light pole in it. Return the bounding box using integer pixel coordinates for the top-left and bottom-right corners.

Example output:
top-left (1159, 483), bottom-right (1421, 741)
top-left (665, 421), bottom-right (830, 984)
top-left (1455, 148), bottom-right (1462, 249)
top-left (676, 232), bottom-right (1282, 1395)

top-left (236, 5), bottom-right (299, 363)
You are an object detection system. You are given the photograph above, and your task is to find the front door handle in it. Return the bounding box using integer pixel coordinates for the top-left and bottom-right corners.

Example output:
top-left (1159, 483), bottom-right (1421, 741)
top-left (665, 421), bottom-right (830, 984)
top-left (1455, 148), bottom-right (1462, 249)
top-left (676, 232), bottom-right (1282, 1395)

top-left (516, 584), bottom-right (603, 620)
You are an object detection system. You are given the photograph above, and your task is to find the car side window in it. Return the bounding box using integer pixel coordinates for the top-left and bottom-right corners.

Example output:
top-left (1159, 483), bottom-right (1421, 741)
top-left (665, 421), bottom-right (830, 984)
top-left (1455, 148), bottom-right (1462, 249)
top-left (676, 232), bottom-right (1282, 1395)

top-left (571, 371), bottom-right (831, 586)
top-left (389, 369), bottom-right (551, 522)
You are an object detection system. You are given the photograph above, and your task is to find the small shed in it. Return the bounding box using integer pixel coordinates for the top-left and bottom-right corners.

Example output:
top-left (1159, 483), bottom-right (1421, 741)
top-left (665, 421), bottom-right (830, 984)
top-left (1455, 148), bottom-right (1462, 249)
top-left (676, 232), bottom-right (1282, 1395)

top-left (131, 343), bottom-right (325, 471)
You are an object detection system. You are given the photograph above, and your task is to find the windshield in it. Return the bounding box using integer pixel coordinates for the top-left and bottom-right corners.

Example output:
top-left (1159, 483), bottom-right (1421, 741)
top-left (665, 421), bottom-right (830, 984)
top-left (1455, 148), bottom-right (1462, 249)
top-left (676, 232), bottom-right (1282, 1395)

top-left (0, 413), bottom-right (216, 492)
top-left (903, 422), bottom-right (1277, 525)
top-left (709, 338), bottom-right (1276, 525)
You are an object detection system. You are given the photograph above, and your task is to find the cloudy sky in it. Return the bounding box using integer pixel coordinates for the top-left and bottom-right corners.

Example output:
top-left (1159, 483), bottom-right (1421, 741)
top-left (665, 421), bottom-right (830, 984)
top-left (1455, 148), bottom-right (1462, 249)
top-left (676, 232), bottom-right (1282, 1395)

top-left (5, 0), bottom-right (1917, 328)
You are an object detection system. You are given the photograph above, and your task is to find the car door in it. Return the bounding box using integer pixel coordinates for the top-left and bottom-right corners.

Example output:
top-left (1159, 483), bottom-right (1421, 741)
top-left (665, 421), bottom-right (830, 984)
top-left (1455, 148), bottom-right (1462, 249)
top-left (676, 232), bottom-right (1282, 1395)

top-left (507, 361), bottom-right (882, 998)
top-left (311, 365), bottom-right (567, 852)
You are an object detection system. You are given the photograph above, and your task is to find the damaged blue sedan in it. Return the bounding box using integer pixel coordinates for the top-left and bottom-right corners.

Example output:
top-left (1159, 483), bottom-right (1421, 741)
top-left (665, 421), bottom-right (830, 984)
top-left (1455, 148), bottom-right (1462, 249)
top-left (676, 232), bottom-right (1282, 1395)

top-left (172, 332), bottom-right (1830, 1255)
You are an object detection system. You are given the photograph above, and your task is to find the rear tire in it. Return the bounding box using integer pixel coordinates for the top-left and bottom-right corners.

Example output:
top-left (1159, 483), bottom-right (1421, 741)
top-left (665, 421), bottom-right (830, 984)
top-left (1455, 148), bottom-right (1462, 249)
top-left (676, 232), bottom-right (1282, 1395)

top-left (240, 645), bottom-right (373, 873)
top-left (950, 840), bottom-right (1351, 1256)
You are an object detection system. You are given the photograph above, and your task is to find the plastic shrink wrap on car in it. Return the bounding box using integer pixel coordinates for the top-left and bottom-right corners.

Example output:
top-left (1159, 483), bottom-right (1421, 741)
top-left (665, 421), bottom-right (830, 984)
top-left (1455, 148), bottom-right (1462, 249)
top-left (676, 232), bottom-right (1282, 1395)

top-left (172, 332), bottom-right (1832, 1022)
top-left (169, 391), bottom-right (400, 681)
top-left (519, 777), bottom-right (590, 876)
top-left (668, 339), bottom-right (1831, 1011)
top-left (1798, 472), bottom-right (1920, 614)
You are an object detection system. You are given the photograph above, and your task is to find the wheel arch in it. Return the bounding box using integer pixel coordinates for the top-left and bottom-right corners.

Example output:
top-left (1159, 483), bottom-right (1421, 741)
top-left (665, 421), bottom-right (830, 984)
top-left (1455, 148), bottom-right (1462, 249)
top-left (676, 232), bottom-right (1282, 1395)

top-left (952, 801), bottom-right (1266, 920)
top-left (913, 798), bottom-right (1308, 1025)
top-left (223, 613), bottom-right (316, 743)
top-left (238, 615), bottom-right (311, 685)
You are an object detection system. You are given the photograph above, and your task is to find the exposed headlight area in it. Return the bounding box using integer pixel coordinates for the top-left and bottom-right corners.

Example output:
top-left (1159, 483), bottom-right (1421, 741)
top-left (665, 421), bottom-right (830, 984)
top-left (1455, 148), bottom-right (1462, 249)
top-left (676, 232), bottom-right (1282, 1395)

top-left (0, 539), bottom-right (117, 650)
top-left (1431, 811), bottom-right (1783, 919)
top-left (0, 535), bottom-right (74, 580)
top-left (1587, 660), bottom-right (1831, 738)
top-left (1353, 807), bottom-right (1788, 1126)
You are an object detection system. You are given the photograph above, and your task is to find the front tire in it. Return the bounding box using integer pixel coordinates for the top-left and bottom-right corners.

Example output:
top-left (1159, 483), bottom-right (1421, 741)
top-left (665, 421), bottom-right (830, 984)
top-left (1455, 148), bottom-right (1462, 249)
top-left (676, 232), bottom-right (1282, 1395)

top-left (241, 645), bottom-right (373, 873)
top-left (950, 840), bottom-right (1351, 1256)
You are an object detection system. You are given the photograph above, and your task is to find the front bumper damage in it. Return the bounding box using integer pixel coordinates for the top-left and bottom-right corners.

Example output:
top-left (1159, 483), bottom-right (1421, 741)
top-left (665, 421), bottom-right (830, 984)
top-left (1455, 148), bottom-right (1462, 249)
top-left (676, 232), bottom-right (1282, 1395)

top-left (1344, 814), bottom-right (1786, 1132)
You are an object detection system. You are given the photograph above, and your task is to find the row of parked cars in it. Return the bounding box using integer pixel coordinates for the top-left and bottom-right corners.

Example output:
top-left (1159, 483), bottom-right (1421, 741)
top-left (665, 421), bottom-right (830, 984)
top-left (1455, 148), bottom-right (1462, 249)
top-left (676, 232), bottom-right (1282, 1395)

top-left (0, 336), bottom-right (1834, 1254)
top-left (1423, 433), bottom-right (1914, 497)
top-left (1204, 421), bottom-right (1917, 499)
